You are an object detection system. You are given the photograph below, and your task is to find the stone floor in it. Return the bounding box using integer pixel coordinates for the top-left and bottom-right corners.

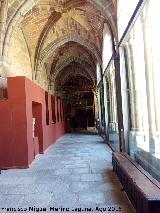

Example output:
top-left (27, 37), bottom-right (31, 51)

top-left (0, 133), bottom-right (135, 213)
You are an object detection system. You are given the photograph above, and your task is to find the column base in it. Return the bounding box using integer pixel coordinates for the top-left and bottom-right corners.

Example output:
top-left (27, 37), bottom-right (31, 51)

top-left (129, 130), bottom-right (149, 158)
top-left (109, 122), bottom-right (118, 132)
top-left (129, 131), bottom-right (160, 157)
top-left (149, 133), bottom-right (160, 156)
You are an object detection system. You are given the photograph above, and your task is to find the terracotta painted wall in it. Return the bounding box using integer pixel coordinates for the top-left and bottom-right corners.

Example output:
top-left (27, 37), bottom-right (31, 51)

top-left (0, 76), bottom-right (66, 169)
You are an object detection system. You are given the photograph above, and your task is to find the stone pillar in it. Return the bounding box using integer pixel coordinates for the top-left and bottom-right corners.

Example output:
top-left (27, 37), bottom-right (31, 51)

top-left (106, 75), bottom-right (111, 126)
top-left (106, 74), bottom-right (112, 130)
top-left (124, 42), bottom-right (139, 156)
top-left (97, 89), bottom-right (101, 131)
top-left (143, 1), bottom-right (160, 156)
top-left (124, 24), bottom-right (149, 155)
top-left (128, 34), bottom-right (146, 133)
top-left (103, 77), bottom-right (110, 136)
top-left (111, 64), bottom-right (118, 132)
top-left (141, 13), bottom-right (157, 154)
top-left (93, 91), bottom-right (99, 120)
top-left (125, 42), bottom-right (137, 131)
top-left (107, 65), bottom-right (118, 132)
top-left (100, 85), bottom-right (104, 128)
top-left (101, 80), bottom-right (106, 134)
top-left (152, 55), bottom-right (160, 156)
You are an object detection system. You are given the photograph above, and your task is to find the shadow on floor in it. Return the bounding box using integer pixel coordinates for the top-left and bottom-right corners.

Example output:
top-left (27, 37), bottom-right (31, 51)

top-left (71, 128), bottom-right (98, 135)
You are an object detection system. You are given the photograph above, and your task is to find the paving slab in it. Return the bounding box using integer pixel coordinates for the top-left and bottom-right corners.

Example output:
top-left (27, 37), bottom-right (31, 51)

top-left (0, 133), bottom-right (135, 213)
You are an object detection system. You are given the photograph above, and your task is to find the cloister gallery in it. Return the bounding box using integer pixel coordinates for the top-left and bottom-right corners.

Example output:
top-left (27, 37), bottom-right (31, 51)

top-left (0, 1), bottom-right (160, 212)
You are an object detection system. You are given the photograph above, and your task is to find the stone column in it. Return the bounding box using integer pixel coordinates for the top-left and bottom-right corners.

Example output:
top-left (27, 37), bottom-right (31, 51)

top-left (145, 1), bottom-right (160, 155)
top-left (97, 89), bottom-right (102, 132)
top-left (153, 69), bottom-right (160, 155)
top-left (107, 66), bottom-right (117, 132)
top-left (141, 13), bottom-right (157, 154)
top-left (100, 85), bottom-right (105, 129)
top-left (111, 64), bottom-right (118, 132)
top-left (124, 42), bottom-right (137, 131)
top-left (93, 91), bottom-right (99, 120)
top-left (106, 72), bottom-right (113, 131)
top-left (124, 42), bottom-right (138, 156)
top-left (124, 33), bottom-right (149, 155)
top-left (131, 36), bottom-right (145, 133)
top-left (153, 55), bottom-right (160, 156)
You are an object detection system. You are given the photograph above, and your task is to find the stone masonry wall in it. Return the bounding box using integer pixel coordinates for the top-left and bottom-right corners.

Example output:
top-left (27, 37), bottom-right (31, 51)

top-left (7, 27), bottom-right (33, 80)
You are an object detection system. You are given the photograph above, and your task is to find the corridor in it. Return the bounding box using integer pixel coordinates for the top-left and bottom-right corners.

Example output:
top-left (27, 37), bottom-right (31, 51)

top-left (0, 134), bottom-right (135, 213)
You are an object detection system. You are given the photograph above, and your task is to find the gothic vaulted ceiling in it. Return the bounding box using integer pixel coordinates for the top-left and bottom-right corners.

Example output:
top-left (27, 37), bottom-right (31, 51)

top-left (4, 0), bottom-right (117, 90)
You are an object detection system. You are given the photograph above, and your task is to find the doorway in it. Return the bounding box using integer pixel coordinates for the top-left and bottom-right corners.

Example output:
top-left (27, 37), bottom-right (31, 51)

top-left (32, 102), bottom-right (43, 154)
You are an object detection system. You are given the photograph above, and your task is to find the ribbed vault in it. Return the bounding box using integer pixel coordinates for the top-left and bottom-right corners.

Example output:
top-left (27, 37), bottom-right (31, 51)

top-left (0, 0), bottom-right (117, 91)
top-left (55, 64), bottom-right (94, 92)
top-left (0, 0), bottom-right (118, 130)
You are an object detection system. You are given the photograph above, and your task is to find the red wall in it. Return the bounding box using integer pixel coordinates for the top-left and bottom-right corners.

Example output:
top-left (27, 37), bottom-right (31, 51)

top-left (0, 77), bottom-right (66, 169)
